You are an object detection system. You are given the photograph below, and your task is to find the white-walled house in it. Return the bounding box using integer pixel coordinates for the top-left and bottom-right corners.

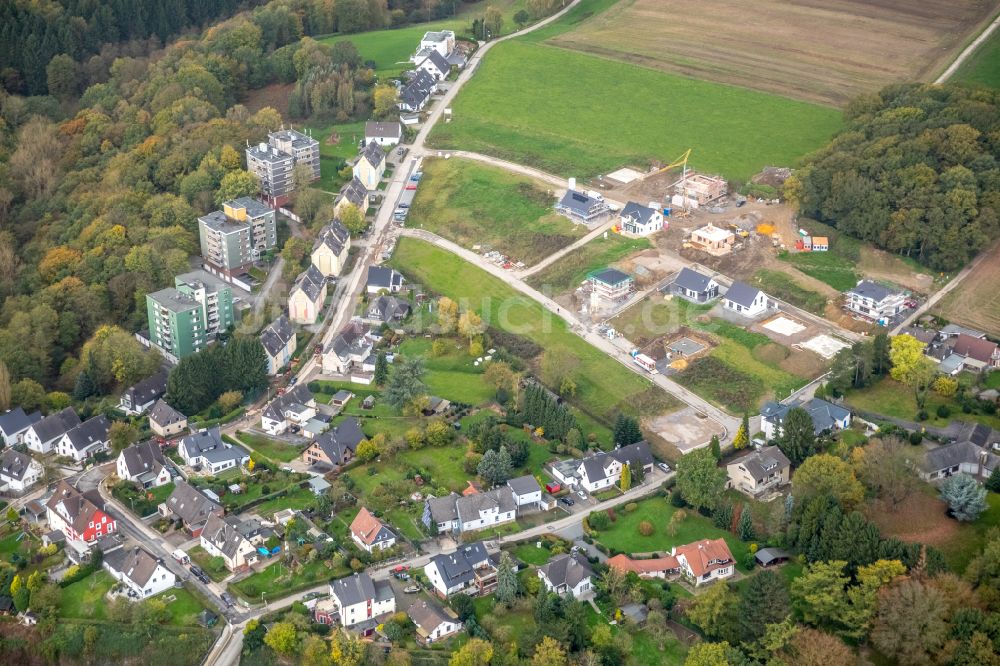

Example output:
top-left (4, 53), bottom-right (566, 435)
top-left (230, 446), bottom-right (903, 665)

top-left (55, 415), bottom-right (112, 462)
top-left (364, 121), bottom-right (402, 147)
top-left (328, 572), bottom-right (396, 627)
top-left (177, 428), bottom-right (248, 474)
top-left (422, 487), bottom-right (516, 534)
top-left (349, 507), bottom-right (397, 553)
top-left (844, 280), bottom-right (907, 320)
top-left (103, 546), bottom-right (176, 599)
top-left (0, 449), bottom-right (44, 494)
top-left (116, 440), bottom-right (171, 489)
top-left (506, 475), bottom-right (542, 509)
top-left (538, 553), bottom-right (593, 598)
top-left (408, 599), bottom-right (462, 645)
top-left (260, 315), bottom-right (296, 376)
top-left (23, 407), bottom-right (80, 454)
top-left (423, 542), bottom-right (497, 598)
top-left (759, 398), bottom-right (852, 440)
top-left (619, 202), bottom-right (664, 237)
top-left (200, 513), bottom-right (258, 572)
top-left (0, 407), bottom-right (42, 447)
top-left (722, 281), bottom-right (770, 318)
top-left (118, 370), bottom-right (167, 416)
top-left (551, 441), bottom-right (654, 493)
top-left (260, 384), bottom-right (316, 436)
top-left (673, 539), bottom-right (734, 586)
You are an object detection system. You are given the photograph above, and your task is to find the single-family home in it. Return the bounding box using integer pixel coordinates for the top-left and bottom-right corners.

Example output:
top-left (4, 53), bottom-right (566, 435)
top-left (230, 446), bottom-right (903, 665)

top-left (200, 513), bottom-right (257, 572)
top-left (920, 423), bottom-right (1000, 481)
top-left (607, 554), bottom-right (681, 580)
top-left (953, 334), bottom-right (1000, 371)
top-left (349, 507), bottom-right (397, 553)
top-left (103, 546), bottom-right (175, 599)
top-left (118, 370), bottom-right (168, 416)
top-left (726, 446), bottom-right (791, 497)
top-left (398, 70), bottom-right (437, 113)
top-left (588, 269), bottom-right (634, 302)
top-left (551, 441), bottom-right (654, 493)
top-left (619, 202), bottom-right (664, 237)
top-left (506, 475), bottom-right (542, 509)
top-left (940, 324), bottom-right (986, 340)
top-left (555, 189), bottom-right (608, 223)
top-left (0, 407), bottom-right (41, 447)
top-left (311, 220), bottom-right (351, 278)
top-left (288, 264), bottom-right (328, 325)
top-left (673, 173), bottom-right (728, 208)
top-left (424, 541), bottom-right (497, 598)
top-left (116, 440), bottom-right (171, 489)
top-left (56, 415), bottom-right (112, 462)
top-left (353, 142), bottom-right (386, 191)
top-left (148, 399), bottom-right (187, 438)
top-left (722, 281), bottom-right (771, 318)
top-left (364, 121), bottom-right (402, 147)
top-left (673, 538), bottom-right (735, 586)
top-left (301, 417), bottom-right (365, 470)
top-left (177, 428), bottom-right (249, 474)
top-left (844, 280), bottom-right (907, 320)
top-left (409, 599), bottom-right (463, 645)
top-left (416, 50), bottom-right (451, 81)
top-left (23, 407), bottom-right (81, 454)
top-left (327, 572), bottom-right (396, 628)
top-left (335, 178), bottom-right (370, 218)
top-left (45, 480), bottom-right (116, 545)
top-left (414, 30), bottom-right (455, 60)
top-left (0, 449), bottom-right (44, 494)
top-left (689, 224), bottom-right (735, 255)
top-left (760, 398), bottom-right (851, 440)
top-left (367, 266), bottom-right (405, 294)
top-left (365, 295), bottom-right (411, 324)
top-left (261, 315), bottom-right (296, 376)
top-left (538, 553), bottom-right (593, 597)
top-left (261, 384), bottom-right (317, 436)
top-left (160, 480), bottom-right (223, 536)
top-left (671, 267), bottom-right (720, 303)
top-left (322, 321), bottom-right (374, 375)
top-left (422, 487), bottom-right (517, 534)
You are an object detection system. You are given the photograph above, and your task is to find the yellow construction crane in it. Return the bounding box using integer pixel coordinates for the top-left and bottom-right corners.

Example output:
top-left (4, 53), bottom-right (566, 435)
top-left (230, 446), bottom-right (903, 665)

top-left (654, 149), bottom-right (692, 180)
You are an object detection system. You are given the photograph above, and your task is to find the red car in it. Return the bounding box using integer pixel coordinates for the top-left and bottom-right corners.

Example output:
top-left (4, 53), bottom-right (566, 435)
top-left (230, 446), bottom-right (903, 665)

top-left (393, 565), bottom-right (410, 573)
top-left (405, 184), bottom-right (417, 190)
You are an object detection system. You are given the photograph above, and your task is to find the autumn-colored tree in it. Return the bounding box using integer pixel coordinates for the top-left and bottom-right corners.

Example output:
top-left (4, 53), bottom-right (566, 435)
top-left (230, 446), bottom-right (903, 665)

top-left (38, 246), bottom-right (82, 283)
top-left (217, 390), bottom-right (244, 413)
top-left (109, 421), bottom-right (140, 454)
top-left (932, 375), bottom-right (958, 397)
top-left (339, 203), bottom-right (366, 234)
top-left (889, 334), bottom-right (936, 408)
top-left (373, 84), bottom-right (400, 119)
top-left (330, 630), bottom-right (367, 666)
top-left (0, 361), bottom-right (14, 411)
top-left (263, 621), bottom-right (299, 654)
top-left (483, 361), bottom-right (517, 398)
top-left (792, 454), bottom-right (865, 509)
top-left (684, 641), bottom-right (731, 666)
top-left (871, 578), bottom-right (949, 665)
top-left (531, 636), bottom-right (568, 666)
top-left (781, 628), bottom-right (853, 666)
top-left (215, 170), bottom-right (259, 204)
top-left (437, 297), bottom-right (459, 333)
top-left (458, 310), bottom-right (485, 344)
top-left (853, 437), bottom-right (917, 510)
top-left (449, 638), bottom-right (493, 666)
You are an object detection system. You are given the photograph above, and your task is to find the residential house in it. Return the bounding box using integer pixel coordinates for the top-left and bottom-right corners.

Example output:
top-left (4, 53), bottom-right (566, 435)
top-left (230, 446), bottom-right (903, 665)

top-left (506, 475), bottom-right (542, 509)
top-left (413, 30), bottom-right (455, 60)
top-left (177, 428), bottom-right (249, 474)
top-left (0, 407), bottom-right (41, 447)
top-left (261, 385), bottom-right (317, 436)
top-left (116, 440), bottom-right (171, 489)
top-left (759, 398), bottom-right (851, 440)
top-left (416, 50), bottom-right (450, 81)
top-left (199, 513), bottom-right (257, 572)
top-left (619, 202), bottom-right (664, 237)
top-left (311, 220), bottom-right (351, 278)
top-left (198, 199), bottom-right (277, 275)
top-left (555, 189), bottom-right (608, 223)
top-left (301, 417), bottom-right (365, 470)
top-left (367, 266), bottom-right (405, 294)
top-left (353, 142), bottom-right (386, 191)
top-left (726, 446), bottom-right (791, 497)
top-left (940, 324), bottom-right (986, 339)
top-left (722, 281), bottom-right (771, 318)
top-left (422, 487), bottom-right (517, 534)
top-left (844, 280), bottom-right (907, 320)
top-left (0, 449), bottom-right (44, 494)
top-left (673, 173), bottom-right (728, 208)
top-left (45, 480), bottom-right (116, 545)
top-left (148, 399), bottom-right (187, 438)
top-left (327, 572), bottom-right (396, 629)
top-left (118, 370), bottom-right (168, 416)
top-left (423, 493), bottom-right (460, 534)
top-left (953, 334), bottom-right (1000, 372)
top-left (398, 70), bottom-right (437, 112)
top-left (23, 407), bottom-right (80, 454)
top-left (160, 480), bottom-right (223, 536)
top-left (335, 178), bottom-right (370, 218)
top-left (322, 321), bottom-right (374, 375)
top-left (551, 441), bottom-right (654, 493)
top-left (689, 224), bottom-right (735, 255)
top-left (671, 267), bottom-right (720, 303)
top-left (261, 315), bottom-right (296, 376)
top-left (538, 553), bottom-right (593, 597)
top-left (920, 423), bottom-right (1000, 481)
top-left (55, 415), bottom-right (112, 462)
top-left (350, 507), bottom-right (397, 553)
top-left (607, 554), bottom-right (681, 580)
top-left (424, 541), bottom-right (497, 597)
top-left (365, 295), bottom-right (411, 324)
top-left (588, 269), bottom-right (634, 302)
top-left (364, 121), bottom-right (402, 147)
top-left (103, 546), bottom-right (175, 599)
top-left (673, 538), bottom-right (735, 586)
top-left (409, 599), bottom-right (462, 645)
top-left (288, 265), bottom-right (328, 325)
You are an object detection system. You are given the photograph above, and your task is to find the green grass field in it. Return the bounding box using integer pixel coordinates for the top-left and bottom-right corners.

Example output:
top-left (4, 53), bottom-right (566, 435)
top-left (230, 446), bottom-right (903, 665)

top-left (752, 270), bottom-right (829, 315)
top-left (406, 157), bottom-right (585, 266)
top-left (188, 545), bottom-right (230, 582)
top-left (59, 571), bottom-right (116, 619)
top-left (397, 337), bottom-right (496, 405)
top-left (430, 38), bottom-right (842, 179)
top-left (779, 250), bottom-right (860, 292)
top-left (954, 26), bottom-right (1000, 88)
top-left (231, 558), bottom-right (346, 601)
top-left (389, 237), bottom-right (679, 424)
top-left (235, 432), bottom-right (305, 463)
top-left (844, 376), bottom-right (1000, 430)
top-left (526, 233), bottom-right (652, 292)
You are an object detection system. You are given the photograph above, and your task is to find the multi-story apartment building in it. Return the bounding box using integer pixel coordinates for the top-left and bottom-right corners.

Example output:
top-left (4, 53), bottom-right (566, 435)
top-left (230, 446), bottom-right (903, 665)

top-left (269, 128), bottom-right (320, 182)
top-left (245, 142), bottom-right (295, 205)
top-left (146, 274), bottom-right (234, 361)
top-left (199, 198), bottom-right (277, 276)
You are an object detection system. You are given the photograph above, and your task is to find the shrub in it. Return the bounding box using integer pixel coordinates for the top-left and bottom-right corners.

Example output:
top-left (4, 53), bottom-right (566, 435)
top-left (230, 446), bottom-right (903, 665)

top-left (916, 409), bottom-right (929, 421)
top-left (936, 404), bottom-right (951, 418)
top-left (638, 521), bottom-right (654, 536)
top-left (588, 511), bottom-right (611, 531)
top-left (624, 503), bottom-right (638, 513)
top-left (670, 490), bottom-right (686, 507)
top-left (908, 431), bottom-right (923, 446)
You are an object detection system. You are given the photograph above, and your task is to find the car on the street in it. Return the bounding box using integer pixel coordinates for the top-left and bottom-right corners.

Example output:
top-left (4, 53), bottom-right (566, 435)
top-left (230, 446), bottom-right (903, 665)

top-left (405, 183), bottom-right (417, 190)
top-left (189, 564), bottom-right (205, 577)
top-left (302, 591), bottom-right (325, 600)
top-left (394, 572), bottom-right (410, 581)
top-left (393, 565), bottom-right (410, 573)
top-left (398, 203), bottom-right (409, 208)
top-left (658, 462), bottom-right (671, 472)
top-left (404, 585), bottom-right (420, 594)
top-left (221, 592), bottom-right (236, 607)
top-left (577, 490), bottom-right (587, 500)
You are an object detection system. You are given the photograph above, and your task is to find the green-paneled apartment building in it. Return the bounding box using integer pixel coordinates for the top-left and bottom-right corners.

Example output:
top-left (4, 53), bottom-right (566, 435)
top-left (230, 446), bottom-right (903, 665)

top-left (146, 272), bottom-right (235, 361)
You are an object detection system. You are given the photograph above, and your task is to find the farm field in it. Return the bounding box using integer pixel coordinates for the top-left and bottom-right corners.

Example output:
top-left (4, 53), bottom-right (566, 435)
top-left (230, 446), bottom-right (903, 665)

top-left (526, 233), bottom-right (652, 294)
top-left (430, 39), bottom-right (842, 180)
top-left (549, 0), bottom-right (998, 106)
top-left (953, 24), bottom-right (1000, 88)
top-left (389, 238), bottom-right (680, 425)
top-left (406, 157), bottom-right (585, 266)
top-left (932, 241), bottom-right (1000, 338)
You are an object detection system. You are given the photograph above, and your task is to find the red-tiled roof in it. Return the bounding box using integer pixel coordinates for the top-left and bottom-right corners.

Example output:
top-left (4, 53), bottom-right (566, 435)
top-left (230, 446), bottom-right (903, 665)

top-left (955, 334), bottom-right (998, 364)
top-left (350, 507), bottom-right (386, 546)
top-left (607, 553), bottom-right (680, 575)
top-left (673, 539), bottom-right (734, 577)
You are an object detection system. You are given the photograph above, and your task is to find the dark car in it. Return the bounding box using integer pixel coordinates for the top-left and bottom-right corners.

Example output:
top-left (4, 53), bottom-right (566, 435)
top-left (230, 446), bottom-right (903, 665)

top-left (559, 497), bottom-right (575, 506)
top-left (221, 592), bottom-right (236, 607)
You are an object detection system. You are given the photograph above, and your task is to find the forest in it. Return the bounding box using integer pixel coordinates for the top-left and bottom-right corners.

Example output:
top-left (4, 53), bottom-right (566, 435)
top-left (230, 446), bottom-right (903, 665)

top-left (788, 84), bottom-right (1000, 271)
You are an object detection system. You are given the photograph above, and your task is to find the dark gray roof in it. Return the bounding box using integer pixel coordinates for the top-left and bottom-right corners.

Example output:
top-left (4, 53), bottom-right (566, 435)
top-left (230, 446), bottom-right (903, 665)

top-left (590, 268), bottom-right (632, 287)
top-left (180, 428), bottom-right (224, 455)
top-left (103, 546), bottom-right (162, 588)
top-left (958, 422), bottom-right (997, 448)
top-left (367, 295), bottom-right (411, 322)
top-left (314, 220), bottom-right (350, 255)
top-left (507, 474), bottom-right (541, 496)
top-left (165, 480), bottom-right (220, 526)
top-left (312, 417), bottom-right (365, 465)
top-left (620, 201), bottom-right (656, 226)
top-left (30, 407), bottom-right (81, 444)
top-left (731, 446), bottom-right (789, 478)
top-left (558, 190), bottom-right (600, 216)
top-left (330, 572), bottom-right (377, 606)
top-left (292, 265), bottom-right (326, 302)
top-left (202, 513), bottom-right (250, 559)
top-left (122, 370), bottom-right (168, 407)
top-left (455, 487), bottom-right (516, 525)
top-left (400, 70), bottom-right (436, 109)
top-left (260, 315), bottom-right (295, 358)
top-left (760, 398), bottom-right (851, 435)
top-left (262, 384), bottom-right (314, 424)
top-left (367, 266), bottom-right (404, 290)
top-left (754, 547), bottom-right (791, 566)
top-left (149, 399), bottom-right (185, 427)
top-left (62, 415), bottom-right (111, 453)
top-left (922, 441), bottom-right (999, 474)
top-left (429, 541), bottom-right (491, 587)
top-left (359, 142), bottom-right (385, 170)
top-left (848, 280), bottom-right (899, 301)
top-left (724, 281), bottom-right (763, 308)
top-left (408, 599), bottom-right (454, 633)
top-left (426, 493), bottom-right (460, 524)
top-left (340, 178), bottom-right (368, 208)
top-left (327, 321), bottom-right (371, 360)
top-left (119, 440), bottom-right (166, 479)
top-left (365, 121), bottom-right (402, 139)
top-left (539, 553), bottom-right (592, 589)
top-left (899, 326), bottom-right (938, 345)
top-left (0, 449), bottom-right (36, 482)
top-left (672, 267), bottom-right (715, 294)
top-left (0, 407), bottom-right (41, 438)
top-left (580, 441), bottom-right (653, 484)
top-left (422, 50), bottom-right (450, 75)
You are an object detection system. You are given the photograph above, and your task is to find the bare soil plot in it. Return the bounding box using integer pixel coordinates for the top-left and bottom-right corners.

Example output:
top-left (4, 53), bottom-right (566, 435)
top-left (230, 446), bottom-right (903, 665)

top-left (647, 406), bottom-right (725, 457)
top-left (550, 0), bottom-right (997, 106)
top-left (931, 241), bottom-right (1000, 338)
top-left (866, 493), bottom-right (959, 553)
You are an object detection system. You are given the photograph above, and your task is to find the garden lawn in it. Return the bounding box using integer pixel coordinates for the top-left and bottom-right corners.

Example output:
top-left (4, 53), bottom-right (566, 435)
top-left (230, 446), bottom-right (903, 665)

top-left (512, 543), bottom-right (554, 565)
top-left (59, 571), bottom-right (116, 620)
top-left (156, 586), bottom-right (209, 626)
top-left (253, 487), bottom-right (318, 517)
top-left (778, 250), bottom-right (860, 291)
top-left (954, 27), bottom-right (1000, 88)
top-left (398, 336), bottom-right (495, 405)
top-left (943, 492), bottom-right (1000, 572)
top-left (526, 233), bottom-right (652, 293)
top-left (390, 238), bottom-right (679, 425)
top-left (406, 157), bottom-right (585, 266)
top-left (235, 432), bottom-right (306, 463)
top-left (230, 558), bottom-right (345, 601)
top-left (844, 376), bottom-right (1000, 430)
top-left (430, 39), bottom-right (841, 179)
top-left (751, 270), bottom-right (828, 316)
top-left (592, 497), bottom-right (750, 571)
top-left (188, 545), bottom-right (230, 582)
top-left (303, 120), bottom-right (365, 194)
top-left (473, 595), bottom-right (538, 652)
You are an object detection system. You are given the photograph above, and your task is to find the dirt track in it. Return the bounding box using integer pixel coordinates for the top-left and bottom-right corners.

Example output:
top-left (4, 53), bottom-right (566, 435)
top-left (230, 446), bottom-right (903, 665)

top-left (931, 241), bottom-right (1000, 337)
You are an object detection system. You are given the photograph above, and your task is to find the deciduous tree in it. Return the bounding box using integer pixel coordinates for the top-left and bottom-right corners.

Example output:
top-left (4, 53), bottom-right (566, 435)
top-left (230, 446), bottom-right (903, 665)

top-left (437, 297), bottom-right (459, 334)
top-left (853, 437), bottom-right (917, 510)
top-left (871, 578), bottom-right (949, 665)
top-left (793, 453), bottom-right (864, 509)
top-left (215, 170), bottom-right (259, 204)
top-left (531, 636), bottom-right (567, 666)
top-left (889, 334), bottom-right (936, 409)
top-left (675, 447), bottom-right (727, 512)
top-left (449, 638), bottom-right (493, 666)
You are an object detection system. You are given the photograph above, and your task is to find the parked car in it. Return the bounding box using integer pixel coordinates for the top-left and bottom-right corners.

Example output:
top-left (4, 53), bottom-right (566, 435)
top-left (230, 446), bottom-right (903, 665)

top-left (559, 496), bottom-right (575, 506)
top-left (393, 565), bottom-right (410, 573)
top-left (405, 183), bottom-right (417, 190)
top-left (577, 490), bottom-right (587, 500)
top-left (404, 585), bottom-right (420, 594)
top-left (221, 592), bottom-right (235, 607)
top-left (657, 462), bottom-right (671, 472)
top-left (398, 203), bottom-right (410, 208)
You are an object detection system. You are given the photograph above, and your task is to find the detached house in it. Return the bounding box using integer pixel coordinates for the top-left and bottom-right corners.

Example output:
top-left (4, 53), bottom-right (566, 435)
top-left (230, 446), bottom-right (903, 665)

top-left (920, 423), bottom-right (1000, 481)
top-left (161, 480), bottom-right (223, 537)
top-left (353, 142), bottom-right (386, 190)
top-left (416, 50), bottom-right (450, 81)
top-left (0, 449), bottom-right (43, 494)
top-left (555, 189), bottom-right (608, 223)
top-left (760, 398), bottom-right (851, 440)
top-left (261, 315), bottom-right (296, 376)
top-left (0, 407), bottom-right (41, 447)
top-left (726, 446), bottom-right (790, 497)
top-left (424, 541), bottom-right (497, 598)
top-left (844, 280), bottom-right (906, 320)
top-left (422, 487), bottom-right (517, 534)
top-left (322, 321), bottom-right (375, 375)
top-left (56, 415), bottom-right (112, 462)
top-left (311, 220), bottom-right (351, 278)
top-left (398, 69), bottom-right (437, 112)
top-left (177, 428), bottom-right (248, 474)
top-left (551, 441), bottom-right (654, 493)
top-left (366, 295), bottom-right (411, 324)
top-left (116, 440), bottom-right (171, 489)
top-left (607, 553), bottom-right (681, 580)
top-left (261, 385), bottom-right (317, 436)
top-left (674, 539), bottom-right (735, 586)
top-left (148, 399), bottom-right (187, 438)
top-left (538, 553), bottom-right (593, 598)
top-left (325, 572), bottom-right (396, 629)
top-left (200, 513), bottom-right (257, 572)
top-left (722, 281), bottom-right (770, 318)
top-left (953, 334), bottom-right (1000, 372)
top-left (350, 507), bottom-right (397, 553)
top-left (506, 475), bottom-right (543, 509)
top-left (619, 202), bottom-right (664, 237)
top-left (364, 121), bottom-right (402, 148)
top-left (671, 267), bottom-right (719, 303)
top-left (45, 480), bottom-right (116, 545)
top-left (301, 417), bottom-right (365, 470)
top-left (24, 407), bottom-right (80, 454)
top-left (335, 178), bottom-right (370, 218)
top-left (288, 265), bottom-right (328, 325)
top-left (103, 546), bottom-right (175, 599)
top-left (119, 370), bottom-right (168, 416)
top-left (367, 266), bottom-right (405, 294)
top-left (409, 599), bottom-right (462, 645)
